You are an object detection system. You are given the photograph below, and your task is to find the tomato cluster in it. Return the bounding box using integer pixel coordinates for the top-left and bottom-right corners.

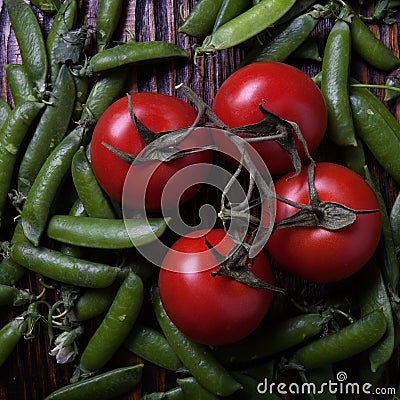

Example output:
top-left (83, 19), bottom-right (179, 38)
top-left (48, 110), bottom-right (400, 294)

top-left (90, 62), bottom-right (382, 346)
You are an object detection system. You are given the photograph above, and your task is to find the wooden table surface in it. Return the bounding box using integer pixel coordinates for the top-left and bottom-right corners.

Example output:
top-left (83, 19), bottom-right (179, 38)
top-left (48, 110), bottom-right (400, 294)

top-left (0, 0), bottom-right (400, 399)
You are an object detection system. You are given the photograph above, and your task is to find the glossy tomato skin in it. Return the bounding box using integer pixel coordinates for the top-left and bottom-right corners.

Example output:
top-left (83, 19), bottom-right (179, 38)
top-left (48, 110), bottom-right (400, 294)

top-left (212, 62), bottom-right (327, 175)
top-left (158, 229), bottom-right (274, 346)
top-left (90, 92), bottom-right (212, 212)
top-left (266, 162), bottom-right (382, 282)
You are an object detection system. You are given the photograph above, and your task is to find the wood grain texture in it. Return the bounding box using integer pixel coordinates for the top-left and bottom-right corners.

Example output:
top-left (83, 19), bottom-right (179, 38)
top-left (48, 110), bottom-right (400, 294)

top-left (0, 1), bottom-right (399, 399)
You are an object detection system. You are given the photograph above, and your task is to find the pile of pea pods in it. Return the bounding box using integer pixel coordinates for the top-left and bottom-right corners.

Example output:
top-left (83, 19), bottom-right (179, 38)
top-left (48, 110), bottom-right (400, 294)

top-left (1, 0), bottom-right (400, 399)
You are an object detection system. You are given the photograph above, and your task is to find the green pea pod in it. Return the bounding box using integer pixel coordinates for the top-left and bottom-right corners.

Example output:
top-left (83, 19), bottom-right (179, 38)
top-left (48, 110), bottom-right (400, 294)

top-left (0, 284), bottom-right (25, 306)
top-left (229, 372), bottom-right (282, 400)
top-left (18, 64), bottom-right (77, 196)
top-left (0, 221), bottom-right (27, 285)
top-left (213, 0), bottom-right (252, 32)
top-left (44, 364), bottom-right (143, 400)
top-left (21, 125), bottom-right (85, 246)
top-left (322, 20), bottom-right (357, 147)
top-left (356, 256), bottom-right (395, 373)
top-left (303, 365), bottom-right (337, 400)
top-left (10, 241), bottom-right (119, 288)
top-left (30, 0), bottom-right (61, 14)
top-left (72, 75), bottom-right (91, 123)
top-left (276, 0), bottom-right (318, 25)
top-left (0, 98), bottom-right (11, 130)
top-left (213, 313), bottom-right (326, 366)
top-left (289, 310), bottom-right (387, 370)
top-left (85, 40), bottom-right (189, 75)
top-left (71, 147), bottom-right (115, 218)
top-left (365, 166), bottom-right (400, 295)
top-left (179, 0), bottom-right (223, 37)
top-left (359, 351), bottom-right (387, 390)
top-left (96, 0), bottom-right (124, 52)
top-left (5, 64), bottom-right (36, 106)
top-left (349, 82), bottom-right (400, 183)
top-left (124, 323), bottom-right (183, 371)
top-left (195, 0), bottom-right (296, 55)
top-left (4, 0), bottom-right (48, 88)
top-left (60, 199), bottom-right (87, 258)
top-left (239, 358), bottom-right (276, 382)
top-left (68, 281), bottom-right (121, 322)
top-left (152, 287), bottom-right (242, 397)
top-left (347, 6), bottom-right (400, 71)
top-left (0, 318), bottom-right (23, 367)
top-left (0, 257), bottom-right (25, 286)
top-left (239, 12), bottom-right (319, 67)
top-left (142, 387), bottom-right (185, 400)
top-left (46, 0), bottom-right (79, 83)
top-left (78, 272), bottom-right (144, 374)
top-left (80, 70), bottom-right (128, 122)
top-left (46, 215), bottom-right (169, 249)
top-left (177, 377), bottom-right (220, 400)
top-left (337, 136), bottom-right (365, 178)
top-left (390, 192), bottom-right (400, 253)
top-left (0, 101), bottom-right (45, 222)
top-left (291, 37), bottom-right (322, 61)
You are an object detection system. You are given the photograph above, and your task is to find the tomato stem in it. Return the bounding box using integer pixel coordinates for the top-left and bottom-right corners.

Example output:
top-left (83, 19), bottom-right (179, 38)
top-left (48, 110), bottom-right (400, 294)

top-left (274, 162), bottom-right (380, 231)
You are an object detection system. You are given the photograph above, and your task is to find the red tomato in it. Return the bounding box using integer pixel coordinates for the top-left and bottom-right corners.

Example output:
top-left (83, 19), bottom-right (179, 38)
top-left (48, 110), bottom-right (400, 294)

top-left (158, 229), bottom-right (274, 345)
top-left (266, 162), bottom-right (382, 282)
top-left (90, 92), bottom-right (212, 212)
top-left (212, 62), bottom-right (327, 175)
